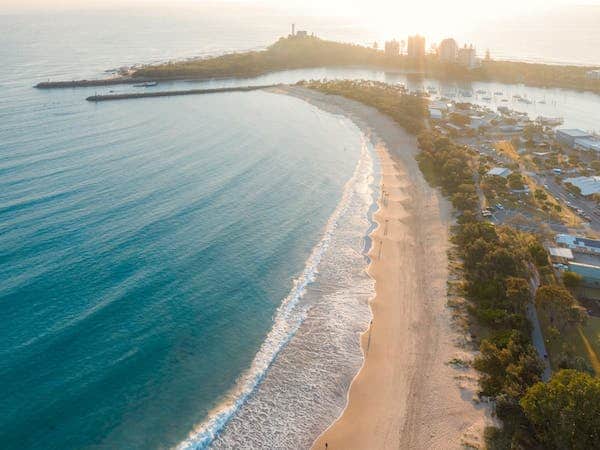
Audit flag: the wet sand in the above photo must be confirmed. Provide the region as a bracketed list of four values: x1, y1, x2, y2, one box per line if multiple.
[270, 86, 492, 449]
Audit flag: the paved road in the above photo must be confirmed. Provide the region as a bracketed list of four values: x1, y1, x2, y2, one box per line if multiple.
[532, 174, 600, 232]
[526, 302, 552, 382]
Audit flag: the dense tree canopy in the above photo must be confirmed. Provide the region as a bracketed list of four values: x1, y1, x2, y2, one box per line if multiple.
[521, 370, 600, 450]
[535, 285, 586, 332]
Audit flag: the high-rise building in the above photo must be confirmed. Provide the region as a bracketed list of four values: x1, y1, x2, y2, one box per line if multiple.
[384, 40, 400, 56]
[587, 70, 600, 80]
[438, 38, 458, 62]
[407, 35, 426, 59]
[458, 44, 480, 69]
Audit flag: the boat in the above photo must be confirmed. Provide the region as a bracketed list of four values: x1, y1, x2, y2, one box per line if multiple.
[133, 81, 158, 87]
[518, 97, 533, 104]
[494, 91, 503, 96]
[501, 99, 509, 102]
[427, 86, 437, 93]
[476, 89, 487, 94]
[461, 90, 473, 97]
[538, 99, 547, 104]
[482, 96, 492, 101]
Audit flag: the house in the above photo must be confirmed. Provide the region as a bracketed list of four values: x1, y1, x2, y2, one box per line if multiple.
[469, 115, 487, 130]
[429, 108, 443, 120]
[487, 167, 512, 178]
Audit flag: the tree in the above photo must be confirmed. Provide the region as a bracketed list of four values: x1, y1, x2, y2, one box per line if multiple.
[474, 331, 543, 398]
[521, 369, 600, 450]
[508, 173, 525, 190]
[449, 112, 470, 127]
[562, 271, 583, 288]
[505, 277, 531, 314]
[534, 188, 547, 201]
[528, 242, 549, 267]
[535, 285, 586, 331]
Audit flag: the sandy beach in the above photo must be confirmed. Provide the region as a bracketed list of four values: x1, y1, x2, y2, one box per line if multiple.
[271, 86, 492, 449]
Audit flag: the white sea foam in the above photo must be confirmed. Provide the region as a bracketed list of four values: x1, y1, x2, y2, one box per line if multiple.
[175, 135, 377, 450]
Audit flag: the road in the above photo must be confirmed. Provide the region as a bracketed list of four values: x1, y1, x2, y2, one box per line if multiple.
[526, 303, 552, 382]
[531, 173, 600, 232]
[528, 271, 552, 382]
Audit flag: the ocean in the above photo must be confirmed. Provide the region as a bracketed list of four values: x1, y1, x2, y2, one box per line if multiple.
[1, 6, 600, 450]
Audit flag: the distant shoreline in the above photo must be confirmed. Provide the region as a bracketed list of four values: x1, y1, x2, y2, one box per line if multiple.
[35, 36, 600, 96]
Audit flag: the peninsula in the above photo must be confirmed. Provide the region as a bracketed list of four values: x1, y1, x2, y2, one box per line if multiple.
[36, 35, 600, 95]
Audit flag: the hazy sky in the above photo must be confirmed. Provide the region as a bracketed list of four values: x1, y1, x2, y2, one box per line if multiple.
[4, 0, 600, 40]
[5, 0, 600, 13]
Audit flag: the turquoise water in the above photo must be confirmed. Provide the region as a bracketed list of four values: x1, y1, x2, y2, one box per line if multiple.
[0, 27, 371, 448]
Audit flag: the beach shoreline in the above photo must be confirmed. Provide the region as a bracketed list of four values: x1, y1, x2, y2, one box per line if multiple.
[271, 86, 493, 449]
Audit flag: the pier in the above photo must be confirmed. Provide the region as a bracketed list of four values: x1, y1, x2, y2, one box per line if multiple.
[85, 85, 279, 102]
[35, 78, 143, 89]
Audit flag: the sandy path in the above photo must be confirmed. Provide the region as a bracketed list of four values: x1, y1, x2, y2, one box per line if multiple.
[269, 86, 492, 450]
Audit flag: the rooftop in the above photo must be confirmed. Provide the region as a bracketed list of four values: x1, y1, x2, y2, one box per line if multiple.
[549, 247, 574, 260]
[564, 176, 600, 196]
[487, 167, 512, 177]
[575, 137, 600, 152]
[557, 234, 600, 250]
[557, 129, 592, 139]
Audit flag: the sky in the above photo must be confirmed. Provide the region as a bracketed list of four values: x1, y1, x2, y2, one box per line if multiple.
[3, 0, 599, 46]
[4, 0, 599, 14]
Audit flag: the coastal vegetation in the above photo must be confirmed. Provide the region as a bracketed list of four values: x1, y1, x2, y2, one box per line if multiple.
[133, 35, 381, 80]
[130, 36, 600, 95]
[298, 79, 427, 134]
[302, 79, 599, 449]
[521, 369, 600, 449]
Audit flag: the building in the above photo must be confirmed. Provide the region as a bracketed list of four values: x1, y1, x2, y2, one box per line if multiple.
[564, 176, 600, 196]
[498, 125, 525, 133]
[430, 100, 449, 111]
[457, 44, 480, 69]
[587, 69, 600, 80]
[575, 137, 600, 153]
[487, 167, 512, 178]
[469, 115, 488, 130]
[407, 35, 426, 59]
[429, 108, 443, 120]
[557, 234, 600, 254]
[548, 247, 574, 264]
[438, 38, 458, 62]
[556, 129, 592, 147]
[384, 40, 400, 56]
[567, 262, 600, 286]
[290, 24, 308, 38]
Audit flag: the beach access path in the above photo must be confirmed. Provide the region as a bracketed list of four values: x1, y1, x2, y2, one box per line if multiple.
[271, 86, 493, 449]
